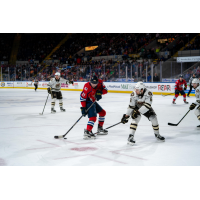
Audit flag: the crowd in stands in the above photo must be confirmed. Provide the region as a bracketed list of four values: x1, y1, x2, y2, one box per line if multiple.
[184, 35, 200, 51]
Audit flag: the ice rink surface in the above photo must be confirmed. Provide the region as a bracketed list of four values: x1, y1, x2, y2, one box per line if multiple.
[0, 88, 200, 166]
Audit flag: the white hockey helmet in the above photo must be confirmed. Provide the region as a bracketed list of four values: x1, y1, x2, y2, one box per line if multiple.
[192, 78, 200, 84]
[135, 81, 145, 91]
[55, 72, 60, 76]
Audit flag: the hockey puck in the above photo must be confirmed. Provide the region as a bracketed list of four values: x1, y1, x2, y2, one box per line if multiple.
[54, 136, 59, 139]
[64, 138, 67, 139]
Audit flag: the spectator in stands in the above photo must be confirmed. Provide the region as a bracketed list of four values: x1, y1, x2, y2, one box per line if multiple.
[185, 72, 190, 82]
[147, 73, 151, 82]
[153, 73, 159, 82]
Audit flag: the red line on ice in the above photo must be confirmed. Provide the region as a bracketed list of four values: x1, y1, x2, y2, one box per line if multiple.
[112, 152, 147, 161]
[37, 140, 60, 147]
[91, 155, 126, 164]
[54, 154, 92, 160]
[54, 154, 126, 164]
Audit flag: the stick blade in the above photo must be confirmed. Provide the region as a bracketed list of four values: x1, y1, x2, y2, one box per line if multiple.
[168, 123, 177, 126]
[54, 135, 64, 139]
[39, 113, 43, 115]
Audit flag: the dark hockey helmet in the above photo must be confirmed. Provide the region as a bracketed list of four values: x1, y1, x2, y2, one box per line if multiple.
[90, 76, 98, 84]
[179, 74, 183, 78]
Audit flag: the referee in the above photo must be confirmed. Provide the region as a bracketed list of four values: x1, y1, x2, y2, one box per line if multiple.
[187, 74, 196, 97]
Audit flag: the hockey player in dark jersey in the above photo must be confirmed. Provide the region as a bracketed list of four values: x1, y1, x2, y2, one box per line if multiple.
[80, 76, 108, 139]
[34, 79, 39, 91]
[172, 75, 188, 104]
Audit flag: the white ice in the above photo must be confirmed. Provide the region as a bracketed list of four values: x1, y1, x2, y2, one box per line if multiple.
[0, 89, 200, 166]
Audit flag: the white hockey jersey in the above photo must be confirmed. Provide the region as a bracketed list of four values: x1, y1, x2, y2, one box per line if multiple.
[47, 78, 70, 92]
[195, 86, 200, 105]
[126, 88, 153, 116]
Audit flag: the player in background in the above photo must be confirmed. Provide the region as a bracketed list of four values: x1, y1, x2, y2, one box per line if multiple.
[172, 75, 188, 104]
[34, 79, 39, 91]
[121, 81, 165, 145]
[189, 78, 200, 127]
[187, 74, 196, 97]
[47, 72, 73, 113]
[80, 75, 108, 139]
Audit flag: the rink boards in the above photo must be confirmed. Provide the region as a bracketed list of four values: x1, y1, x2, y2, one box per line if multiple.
[0, 81, 195, 96]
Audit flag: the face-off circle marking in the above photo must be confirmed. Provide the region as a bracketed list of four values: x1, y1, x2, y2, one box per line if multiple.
[71, 147, 98, 151]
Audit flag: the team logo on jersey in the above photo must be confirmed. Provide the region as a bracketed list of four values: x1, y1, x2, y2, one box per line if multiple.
[84, 87, 88, 91]
[148, 92, 152, 95]
[56, 83, 60, 88]
[196, 89, 199, 92]
[131, 92, 134, 96]
[82, 93, 86, 97]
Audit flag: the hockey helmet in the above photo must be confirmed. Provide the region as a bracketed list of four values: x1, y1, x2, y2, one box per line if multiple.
[192, 78, 200, 84]
[179, 74, 183, 78]
[90, 76, 98, 84]
[135, 81, 145, 91]
[55, 72, 60, 76]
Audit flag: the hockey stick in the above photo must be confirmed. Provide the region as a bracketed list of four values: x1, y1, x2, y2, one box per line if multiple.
[161, 93, 174, 97]
[168, 110, 190, 126]
[39, 93, 49, 115]
[54, 100, 96, 139]
[94, 122, 122, 134]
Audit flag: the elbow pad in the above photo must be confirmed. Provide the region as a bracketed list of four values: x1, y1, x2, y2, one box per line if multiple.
[139, 103, 151, 114]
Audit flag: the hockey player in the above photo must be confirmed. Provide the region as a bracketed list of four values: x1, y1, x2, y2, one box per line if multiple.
[187, 74, 196, 97]
[80, 75, 108, 139]
[47, 72, 73, 113]
[172, 75, 188, 104]
[121, 81, 165, 145]
[189, 78, 200, 127]
[34, 79, 39, 91]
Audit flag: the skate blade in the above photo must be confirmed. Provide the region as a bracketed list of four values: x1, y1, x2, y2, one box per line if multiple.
[156, 138, 165, 142]
[127, 141, 135, 145]
[83, 137, 96, 140]
[96, 132, 108, 135]
[51, 112, 56, 114]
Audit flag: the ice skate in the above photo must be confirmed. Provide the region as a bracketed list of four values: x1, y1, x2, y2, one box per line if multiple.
[97, 124, 108, 135]
[197, 125, 200, 127]
[172, 101, 176, 104]
[83, 129, 96, 140]
[51, 108, 56, 113]
[155, 133, 165, 141]
[60, 107, 66, 112]
[184, 101, 189, 104]
[127, 134, 135, 145]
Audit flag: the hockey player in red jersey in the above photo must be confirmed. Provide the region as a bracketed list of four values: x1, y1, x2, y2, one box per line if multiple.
[80, 76, 108, 139]
[172, 75, 188, 104]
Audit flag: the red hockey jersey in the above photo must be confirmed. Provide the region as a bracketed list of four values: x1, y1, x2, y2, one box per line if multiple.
[80, 79, 108, 107]
[175, 79, 187, 91]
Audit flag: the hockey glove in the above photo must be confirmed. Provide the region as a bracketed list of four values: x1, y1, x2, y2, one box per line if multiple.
[47, 88, 51, 94]
[184, 87, 187, 90]
[81, 107, 87, 117]
[95, 90, 102, 101]
[189, 103, 197, 110]
[132, 110, 139, 119]
[69, 80, 73, 84]
[121, 114, 129, 124]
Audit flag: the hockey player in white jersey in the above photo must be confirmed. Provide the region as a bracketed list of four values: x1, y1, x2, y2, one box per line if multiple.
[121, 81, 165, 145]
[47, 72, 73, 113]
[189, 78, 200, 127]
